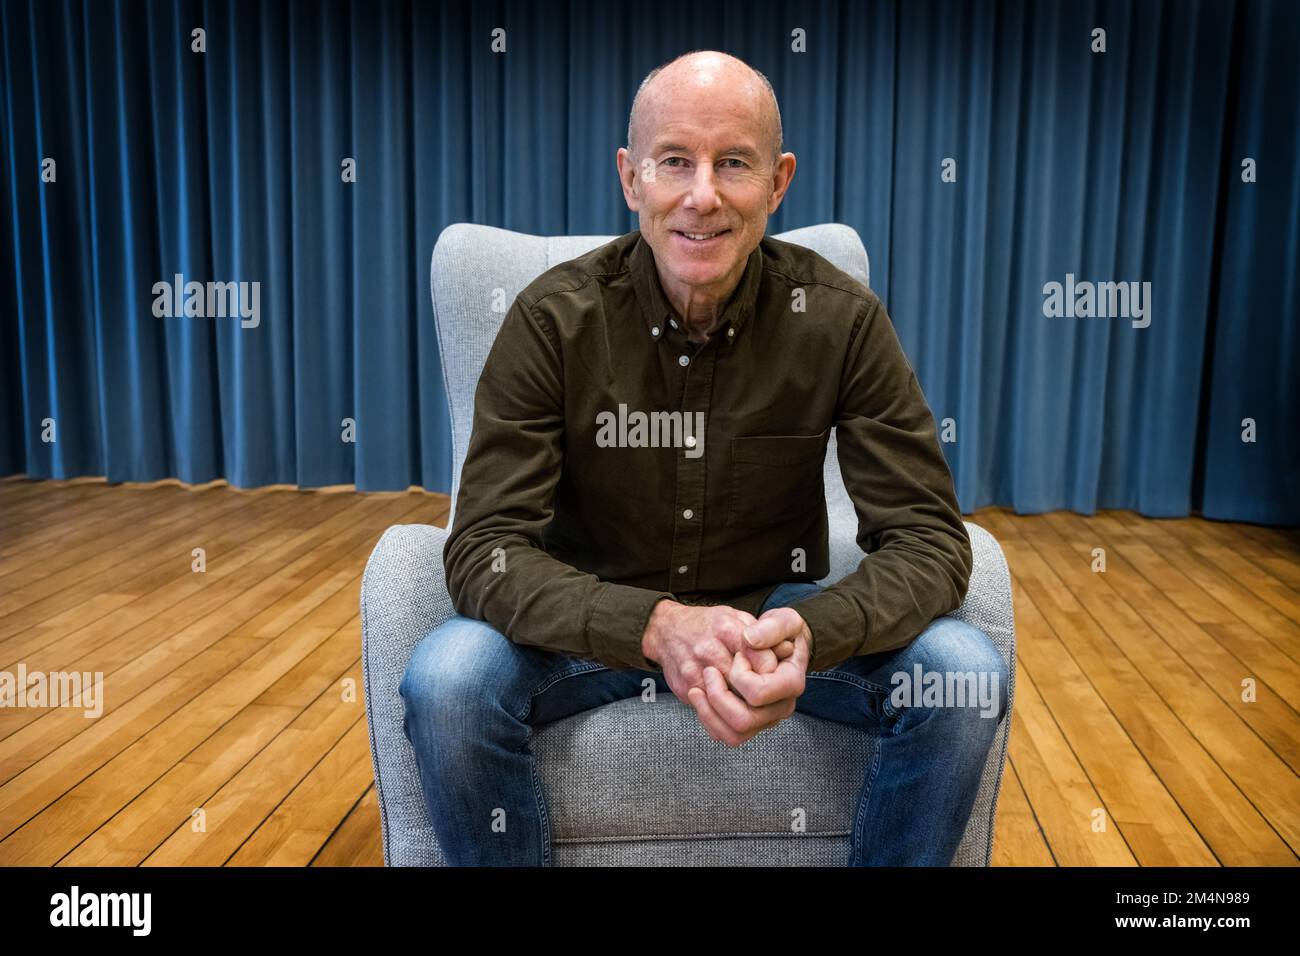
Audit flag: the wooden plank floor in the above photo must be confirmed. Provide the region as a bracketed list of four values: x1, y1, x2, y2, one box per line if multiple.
[0, 476, 442, 868]
[0, 476, 1296, 866]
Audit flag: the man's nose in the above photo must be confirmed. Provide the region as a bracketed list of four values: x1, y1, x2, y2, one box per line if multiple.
[684, 163, 722, 210]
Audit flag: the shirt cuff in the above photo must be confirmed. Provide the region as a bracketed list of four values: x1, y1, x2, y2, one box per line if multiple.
[586, 583, 675, 671]
[791, 590, 866, 672]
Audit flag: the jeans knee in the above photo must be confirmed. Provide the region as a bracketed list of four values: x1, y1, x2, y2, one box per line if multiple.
[400, 616, 518, 737]
[900, 618, 1008, 726]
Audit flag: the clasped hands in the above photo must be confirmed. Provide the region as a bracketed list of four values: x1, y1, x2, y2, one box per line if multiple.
[641, 600, 811, 747]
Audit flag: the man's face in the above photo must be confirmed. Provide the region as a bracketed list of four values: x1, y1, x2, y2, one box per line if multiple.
[618, 76, 795, 300]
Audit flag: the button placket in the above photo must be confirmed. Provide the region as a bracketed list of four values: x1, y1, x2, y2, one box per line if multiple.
[668, 337, 714, 595]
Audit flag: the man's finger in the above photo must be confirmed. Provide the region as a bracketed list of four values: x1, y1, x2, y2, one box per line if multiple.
[687, 684, 746, 747]
[743, 644, 780, 674]
[728, 635, 809, 707]
[704, 666, 788, 735]
[742, 610, 801, 650]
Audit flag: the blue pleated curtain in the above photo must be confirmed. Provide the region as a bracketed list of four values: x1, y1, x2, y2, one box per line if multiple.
[1, 0, 1296, 524]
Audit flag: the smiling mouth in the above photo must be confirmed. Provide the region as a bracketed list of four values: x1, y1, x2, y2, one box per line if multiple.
[673, 229, 730, 242]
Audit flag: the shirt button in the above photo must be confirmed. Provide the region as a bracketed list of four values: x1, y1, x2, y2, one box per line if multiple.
[684, 435, 697, 448]
[670, 320, 678, 329]
[727, 328, 735, 338]
[678, 565, 688, 574]
[678, 355, 690, 367]
[651, 326, 660, 337]
[683, 509, 694, 520]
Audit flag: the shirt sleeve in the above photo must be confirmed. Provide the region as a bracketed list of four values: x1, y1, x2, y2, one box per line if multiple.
[441, 295, 674, 671]
[793, 295, 973, 672]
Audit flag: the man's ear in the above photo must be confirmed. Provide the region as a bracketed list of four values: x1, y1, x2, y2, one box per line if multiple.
[616, 147, 642, 212]
[766, 151, 797, 215]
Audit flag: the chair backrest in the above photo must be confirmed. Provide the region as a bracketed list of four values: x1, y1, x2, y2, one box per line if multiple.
[430, 223, 871, 525]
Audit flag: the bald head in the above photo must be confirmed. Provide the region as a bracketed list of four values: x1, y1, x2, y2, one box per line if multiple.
[627, 50, 783, 167]
[616, 49, 797, 334]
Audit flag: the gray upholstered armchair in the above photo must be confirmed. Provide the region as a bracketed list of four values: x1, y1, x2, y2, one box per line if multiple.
[362, 223, 1017, 866]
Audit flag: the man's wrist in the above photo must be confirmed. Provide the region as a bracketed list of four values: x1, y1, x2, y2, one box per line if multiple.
[642, 597, 680, 664]
[797, 614, 815, 670]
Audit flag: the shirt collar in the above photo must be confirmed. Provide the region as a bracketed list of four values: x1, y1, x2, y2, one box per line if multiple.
[629, 230, 764, 347]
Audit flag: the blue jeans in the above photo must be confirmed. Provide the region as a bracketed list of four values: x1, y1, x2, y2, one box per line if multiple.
[399, 581, 1009, 866]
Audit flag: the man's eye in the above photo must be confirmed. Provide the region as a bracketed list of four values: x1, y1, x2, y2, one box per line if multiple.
[721, 158, 746, 168]
[662, 157, 686, 167]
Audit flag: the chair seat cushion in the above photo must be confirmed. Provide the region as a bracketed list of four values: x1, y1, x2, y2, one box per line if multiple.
[536, 698, 872, 856]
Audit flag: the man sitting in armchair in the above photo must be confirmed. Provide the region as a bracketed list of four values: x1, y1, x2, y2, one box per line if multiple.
[400, 49, 1008, 866]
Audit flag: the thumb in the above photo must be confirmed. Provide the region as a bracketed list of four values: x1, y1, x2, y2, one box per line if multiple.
[742, 611, 797, 649]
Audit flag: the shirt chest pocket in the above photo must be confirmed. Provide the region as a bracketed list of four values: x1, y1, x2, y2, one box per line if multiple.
[727, 429, 829, 529]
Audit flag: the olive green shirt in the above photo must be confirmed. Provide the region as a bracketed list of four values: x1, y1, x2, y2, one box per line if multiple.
[443, 228, 972, 673]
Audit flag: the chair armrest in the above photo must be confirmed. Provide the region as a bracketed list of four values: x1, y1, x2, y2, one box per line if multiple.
[361, 523, 456, 651]
[820, 511, 1017, 866]
[947, 522, 1014, 650]
[361, 522, 455, 865]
